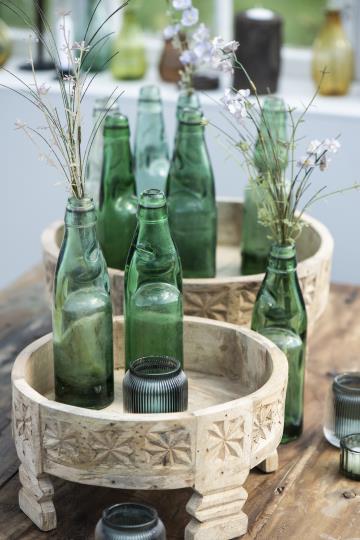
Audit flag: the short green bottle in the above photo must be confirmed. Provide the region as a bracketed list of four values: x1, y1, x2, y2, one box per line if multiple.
[97, 112, 137, 270]
[241, 96, 288, 275]
[134, 85, 169, 194]
[124, 189, 183, 371]
[251, 243, 307, 443]
[166, 108, 217, 278]
[53, 197, 114, 409]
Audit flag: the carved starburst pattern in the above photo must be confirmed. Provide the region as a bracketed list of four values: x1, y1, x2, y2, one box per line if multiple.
[207, 418, 244, 460]
[238, 286, 259, 326]
[14, 400, 32, 443]
[43, 421, 81, 463]
[145, 428, 192, 469]
[91, 430, 134, 466]
[184, 290, 229, 321]
[252, 404, 276, 446]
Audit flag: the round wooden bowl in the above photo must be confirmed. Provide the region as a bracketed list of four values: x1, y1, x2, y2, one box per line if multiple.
[12, 316, 287, 539]
[41, 198, 333, 330]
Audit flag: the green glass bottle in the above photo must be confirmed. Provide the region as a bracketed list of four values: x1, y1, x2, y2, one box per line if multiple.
[53, 197, 114, 409]
[124, 189, 183, 371]
[134, 85, 169, 194]
[241, 96, 288, 275]
[251, 243, 307, 443]
[86, 98, 119, 208]
[176, 89, 201, 120]
[166, 108, 217, 278]
[97, 112, 137, 270]
[111, 6, 147, 80]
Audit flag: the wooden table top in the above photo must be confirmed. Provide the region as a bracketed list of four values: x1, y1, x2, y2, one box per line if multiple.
[0, 267, 359, 539]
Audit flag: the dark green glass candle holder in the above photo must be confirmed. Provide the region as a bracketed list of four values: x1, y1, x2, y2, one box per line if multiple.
[340, 434, 360, 481]
[95, 503, 166, 539]
[123, 356, 188, 413]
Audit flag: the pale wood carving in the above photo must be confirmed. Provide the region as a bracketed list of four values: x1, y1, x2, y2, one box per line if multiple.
[41, 199, 334, 331]
[12, 316, 288, 538]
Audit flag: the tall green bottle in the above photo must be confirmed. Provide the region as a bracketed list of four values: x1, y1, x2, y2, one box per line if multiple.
[124, 189, 183, 371]
[251, 244, 307, 443]
[166, 108, 217, 278]
[53, 197, 114, 409]
[134, 85, 169, 194]
[97, 112, 137, 270]
[241, 96, 288, 275]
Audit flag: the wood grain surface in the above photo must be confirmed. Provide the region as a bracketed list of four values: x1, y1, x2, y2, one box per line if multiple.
[0, 267, 360, 540]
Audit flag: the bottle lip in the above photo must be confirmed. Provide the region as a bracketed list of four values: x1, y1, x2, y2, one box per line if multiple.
[66, 196, 94, 212]
[102, 503, 158, 531]
[93, 97, 119, 113]
[179, 106, 203, 125]
[139, 189, 166, 209]
[333, 372, 360, 395]
[104, 111, 129, 130]
[262, 95, 287, 113]
[139, 84, 161, 103]
[130, 356, 182, 379]
[269, 243, 296, 259]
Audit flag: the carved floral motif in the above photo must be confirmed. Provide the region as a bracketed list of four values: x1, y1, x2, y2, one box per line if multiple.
[14, 399, 32, 444]
[184, 289, 230, 321]
[252, 390, 285, 448]
[144, 428, 192, 468]
[207, 418, 244, 460]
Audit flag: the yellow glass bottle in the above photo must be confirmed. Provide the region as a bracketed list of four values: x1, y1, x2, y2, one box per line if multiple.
[312, 1, 353, 96]
[111, 6, 147, 80]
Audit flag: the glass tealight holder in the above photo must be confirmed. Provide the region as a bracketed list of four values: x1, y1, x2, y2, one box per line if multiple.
[323, 372, 360, 447]
[95, 503, 166, 539]
[340, 434, 360, 481]
[123, 356, 188, 413]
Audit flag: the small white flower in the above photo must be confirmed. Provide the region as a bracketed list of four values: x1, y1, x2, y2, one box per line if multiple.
[212, 36, 225, 50]
[38, 82, 50, 96]
[71, 40, 91, 52]
[307, 139, 322, 156]
[323, 138, 341, 154]
[163, 24, 180, 40]
[181, 7, 199, 27]
[14, 119, 27, 130]
[179, 49, 197, 65]
[222, 40, 239, 54]
[211, 51, 233, 73]
[193, 40, 213, 63]
[193, 23, 210, 43]
[172, 0, 192, 10]
[221, 88, 249, 120]
[297, 155, 316, 169]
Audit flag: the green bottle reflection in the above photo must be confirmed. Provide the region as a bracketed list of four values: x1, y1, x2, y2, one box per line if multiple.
[97, 112, 137, 270]
[124, 189, 183, 371]
[53, 197, 114, 409]
[241, 96, 288, 275]
[166, 108, 217, 278]
[251, 244, 307, 443]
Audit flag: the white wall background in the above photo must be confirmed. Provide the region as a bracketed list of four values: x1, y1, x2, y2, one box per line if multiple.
[1, 69, 360, 289]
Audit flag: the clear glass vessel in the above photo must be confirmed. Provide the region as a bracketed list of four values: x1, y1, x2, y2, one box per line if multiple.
[111, 6, 147, 80]
[123, 356, 188, 413]
[134, 85, 169, 194]
[73, 0, 112, 72]
[85, 98, 119, 208]
[241, 96, 288, 275]
[124, 189, 183, 371]
[166, 108, 217, 278]
[97, 112, 137, 270]
[53, 197, 114, 409]
[176, 89, 201, 120]
[324, 372, 360, 447]
[251, 243, 307, 443]
[340, 434, 360, 481]
[95, 503, 166, 540]
[312, 5, 353, 96]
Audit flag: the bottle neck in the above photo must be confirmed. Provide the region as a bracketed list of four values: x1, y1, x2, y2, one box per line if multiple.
[101, 132, 134, 193]
[325, 10, 342, 24]
[64, 197, 98, 254]
[137, 204, 174, 249]
[266, 244, 297, 275]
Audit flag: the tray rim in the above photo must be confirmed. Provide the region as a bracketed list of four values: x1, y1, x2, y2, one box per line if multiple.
[12, 315, 288, 423]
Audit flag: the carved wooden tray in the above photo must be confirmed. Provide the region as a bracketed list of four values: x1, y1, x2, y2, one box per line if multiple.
[12, 316, 287, 540]
[42, 198, 333, 332]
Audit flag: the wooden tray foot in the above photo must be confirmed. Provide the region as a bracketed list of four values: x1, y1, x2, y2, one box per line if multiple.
[185, 486, 248, 539]
[18, 465, 57, 531]
[257, 449, 279, 473]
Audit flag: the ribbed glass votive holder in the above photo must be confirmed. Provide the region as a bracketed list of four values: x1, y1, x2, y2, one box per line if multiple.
[95, 503, 166, 539]
[340, 434, 360, 481]
[123, 356, 188, 413]
[323, 372, 360, 447]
